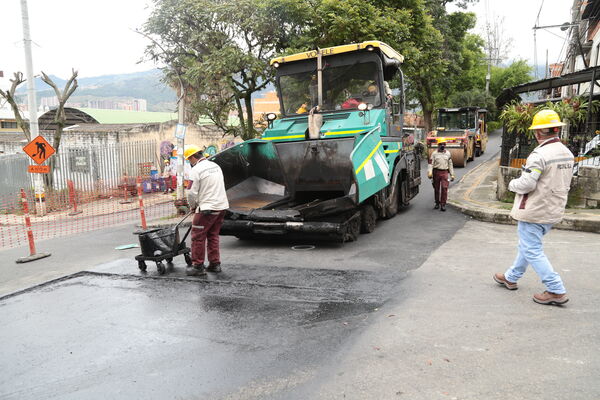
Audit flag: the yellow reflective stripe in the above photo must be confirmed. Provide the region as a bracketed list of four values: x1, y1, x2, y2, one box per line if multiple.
[356, 141, 382, 173]
[531, 168, 542, 173]
[261, 134, 305, 141]
[384, 149, 399, 154]
[324, 129, 365, 136]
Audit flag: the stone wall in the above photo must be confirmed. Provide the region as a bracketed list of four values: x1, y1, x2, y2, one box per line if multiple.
[571, 166, 600, 208]
[497, 165, 600, 209]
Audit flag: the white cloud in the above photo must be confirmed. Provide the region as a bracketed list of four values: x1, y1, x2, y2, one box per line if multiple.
[0, 0, 157, 89]
[451, 0, 573, 67]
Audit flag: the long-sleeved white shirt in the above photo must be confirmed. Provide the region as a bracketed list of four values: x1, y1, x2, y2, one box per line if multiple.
[186, 159, 229, 212]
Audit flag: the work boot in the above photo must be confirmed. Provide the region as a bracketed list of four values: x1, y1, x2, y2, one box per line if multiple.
[440, 204, 446, 212]
[493, 273, 518, 290]
[205, 262, 222, 273]
[186, 264, 206, 276]
[533, 291, 569, 305]
[434, 203, 440, 209]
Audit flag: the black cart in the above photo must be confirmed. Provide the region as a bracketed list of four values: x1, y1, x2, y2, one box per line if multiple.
[134, 212, 193, 274]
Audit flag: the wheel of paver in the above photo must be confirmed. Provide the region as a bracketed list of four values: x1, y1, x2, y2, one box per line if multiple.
[344, 217, 360, 242]
[138, 260, 147, 272]
[360, 204, 377, 234]
[382, 178, 399, 219]
[184, 253, 192, 266]
[156, 261, 166, 275]
[166, 257, 173, 264]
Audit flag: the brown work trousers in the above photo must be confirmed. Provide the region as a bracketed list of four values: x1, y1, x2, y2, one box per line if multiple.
[432, 168, 449, 206]
[191, 210, 225, 266]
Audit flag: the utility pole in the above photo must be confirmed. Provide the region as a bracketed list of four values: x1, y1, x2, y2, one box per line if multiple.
[176, 81, 185, 202]
[20, 0, 45, 215]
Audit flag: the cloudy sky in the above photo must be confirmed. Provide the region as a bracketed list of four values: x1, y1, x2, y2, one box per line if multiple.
[0, 0, 574, 90]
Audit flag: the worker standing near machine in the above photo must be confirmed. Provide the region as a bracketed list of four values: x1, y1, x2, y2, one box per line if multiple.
[428, 139, 455, 211]
[184, 145, 229, 276]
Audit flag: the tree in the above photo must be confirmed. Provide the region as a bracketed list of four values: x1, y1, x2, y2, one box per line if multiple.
[489, 60, 532, 98]
[40, 69, 78, 159]
[484, 16, 514, 67]
[0, 72, 32, 141]
[144, 0, 283, 140]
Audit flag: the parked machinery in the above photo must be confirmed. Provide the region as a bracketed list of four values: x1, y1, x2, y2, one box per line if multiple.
[426, 107, 487, 167]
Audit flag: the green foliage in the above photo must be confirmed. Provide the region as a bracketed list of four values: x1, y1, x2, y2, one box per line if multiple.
[499, 96, 600, 138]
[144, 0, 281, 140]
[487, 120, 502, 132]
[144, 0, 489, 135]
[489, 60, 532, 98]
[499, 102, 536, 137]
[449, 88, 496, 116]
[544, 97, 600, 126]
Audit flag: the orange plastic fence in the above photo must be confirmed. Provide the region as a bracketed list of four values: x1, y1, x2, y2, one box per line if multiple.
[0, 176, 177, 250]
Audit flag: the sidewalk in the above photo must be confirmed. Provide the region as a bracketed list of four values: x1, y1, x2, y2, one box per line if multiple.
[448, 157, 600, 233]
[313, 219, 600, 399]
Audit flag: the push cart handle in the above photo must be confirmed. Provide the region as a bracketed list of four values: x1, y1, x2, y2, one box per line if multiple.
[174, 210, 194, 230]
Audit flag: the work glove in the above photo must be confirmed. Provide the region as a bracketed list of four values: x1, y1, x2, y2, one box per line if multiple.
[427, 171, 433, 179]
[451, 175, 455, 182]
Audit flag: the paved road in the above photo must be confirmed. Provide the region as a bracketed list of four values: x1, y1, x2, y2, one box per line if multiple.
[0, 133, 503, 399]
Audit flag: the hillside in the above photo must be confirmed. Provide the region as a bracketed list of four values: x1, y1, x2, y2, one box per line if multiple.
[16, 69, 177, 112]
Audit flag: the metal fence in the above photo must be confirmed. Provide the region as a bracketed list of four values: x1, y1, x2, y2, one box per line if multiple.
[51, 140, 158, 192]
[0, 140, 177, 250]
[500, 121, 600, 168]
[0, 154, 31, 199]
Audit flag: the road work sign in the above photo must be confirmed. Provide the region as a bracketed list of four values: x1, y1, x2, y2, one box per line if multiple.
[27, 165, 50, 173]
[23, 136, 55, 165]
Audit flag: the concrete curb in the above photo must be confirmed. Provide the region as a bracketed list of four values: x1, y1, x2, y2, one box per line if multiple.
[448, 157, 600, 234]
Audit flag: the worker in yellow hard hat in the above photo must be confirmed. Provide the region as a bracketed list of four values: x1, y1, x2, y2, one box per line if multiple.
[494, 108, 573, 306]
[184, 144, 229, 277]
[427, 138, 455, 211]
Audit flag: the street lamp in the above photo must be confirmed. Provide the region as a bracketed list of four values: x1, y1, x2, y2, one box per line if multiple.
[532, 22, 579, 79]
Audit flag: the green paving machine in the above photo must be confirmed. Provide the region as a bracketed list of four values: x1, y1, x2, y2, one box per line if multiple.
[211, 41, 421, 242]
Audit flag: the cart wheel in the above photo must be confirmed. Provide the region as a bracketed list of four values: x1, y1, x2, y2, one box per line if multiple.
[138, 260, 147, 272]
[184, 253, 192, 266]
[166, 257, 173, 264]
[157, 261, 166, 275]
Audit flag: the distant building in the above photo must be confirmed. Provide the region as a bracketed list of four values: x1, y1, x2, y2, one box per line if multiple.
[40, 96, 59, 109]
[0, 108, 24, 134]
[87, 98, 148, 112]
[253, 91, 280, 121]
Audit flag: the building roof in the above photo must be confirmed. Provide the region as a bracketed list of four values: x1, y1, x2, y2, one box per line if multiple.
[497, 65, 600, 107]
[270, 41, 404, 66]
[76, 108, 177, 124]
[0, 108, 23, 120]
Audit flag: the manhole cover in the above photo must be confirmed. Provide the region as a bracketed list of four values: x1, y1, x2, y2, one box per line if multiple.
[291, 245, 315, 251]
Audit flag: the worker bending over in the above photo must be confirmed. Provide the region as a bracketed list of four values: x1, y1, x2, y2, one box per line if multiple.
[184, 145, 229, 276]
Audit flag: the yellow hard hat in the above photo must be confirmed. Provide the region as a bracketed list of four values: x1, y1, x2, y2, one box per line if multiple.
[529, 109, 566, 130]
[184, 144, 202, 160]
[437, 138, 447, 144]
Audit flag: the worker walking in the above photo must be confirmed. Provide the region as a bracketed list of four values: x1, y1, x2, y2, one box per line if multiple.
[162, 158, 176, 194]
[428, 139, 455, 211]
[184, 145, 229, 276]
[494, 109, 573, 305]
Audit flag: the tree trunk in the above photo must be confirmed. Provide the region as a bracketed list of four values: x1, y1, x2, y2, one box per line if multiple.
[243, 94, 255, 140]
[419, 81, 435, 132]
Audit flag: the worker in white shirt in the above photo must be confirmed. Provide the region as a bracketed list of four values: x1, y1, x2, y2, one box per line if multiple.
[183, 145, 229, 276]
